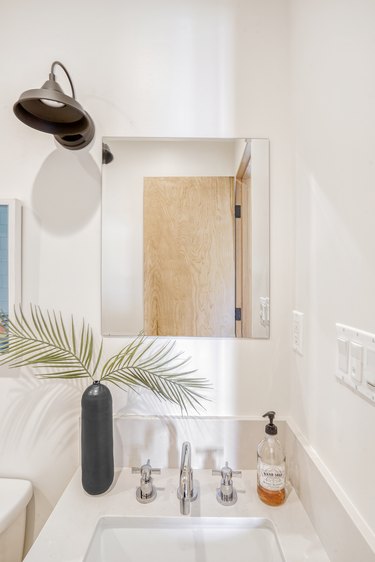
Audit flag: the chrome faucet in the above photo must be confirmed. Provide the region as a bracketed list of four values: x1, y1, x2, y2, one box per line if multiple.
[177, 441, 197, 515]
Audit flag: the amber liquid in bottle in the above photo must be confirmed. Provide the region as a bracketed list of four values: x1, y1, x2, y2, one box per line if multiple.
[257, 484, 285, 506]
[257, 430, 286, 506]
[258, 412, 286, 507]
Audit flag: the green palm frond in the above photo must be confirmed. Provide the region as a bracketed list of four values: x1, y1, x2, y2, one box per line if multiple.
[0, 306, 210, 413]
[0, 305, 98, 380]
[100, 334, 211, 414]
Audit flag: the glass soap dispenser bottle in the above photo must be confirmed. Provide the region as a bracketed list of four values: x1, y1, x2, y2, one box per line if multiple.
[257, 411, 286, 506]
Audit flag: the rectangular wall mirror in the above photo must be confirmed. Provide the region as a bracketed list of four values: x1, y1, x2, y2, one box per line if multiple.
[101, 138, 270, 338]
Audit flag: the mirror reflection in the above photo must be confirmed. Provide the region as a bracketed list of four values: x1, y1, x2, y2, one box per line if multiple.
[101, 138, 269, 338]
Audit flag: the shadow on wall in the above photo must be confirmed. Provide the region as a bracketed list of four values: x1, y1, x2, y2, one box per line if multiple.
[0, 373, 84, 459]
[0, 370, 85, 552]
[31, 148, 101, 235]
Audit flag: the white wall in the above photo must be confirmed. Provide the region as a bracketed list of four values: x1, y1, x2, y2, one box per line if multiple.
[289, 0, 375, 543]
[0, 0, 292, 550]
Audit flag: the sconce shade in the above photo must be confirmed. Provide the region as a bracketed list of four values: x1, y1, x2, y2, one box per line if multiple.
[102, 143, 114, 164]
[13, 61, 95, 150]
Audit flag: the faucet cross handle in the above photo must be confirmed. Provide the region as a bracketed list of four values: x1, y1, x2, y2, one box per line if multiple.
[212, 461, 242, 506]
[212, 461, 241, 483]
[132, 460, 161, 503]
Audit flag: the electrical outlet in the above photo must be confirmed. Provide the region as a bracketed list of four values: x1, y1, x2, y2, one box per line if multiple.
[293, 310, 304, 355]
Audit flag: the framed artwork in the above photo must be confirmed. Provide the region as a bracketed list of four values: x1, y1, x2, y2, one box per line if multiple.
[0, 200, 21, 334]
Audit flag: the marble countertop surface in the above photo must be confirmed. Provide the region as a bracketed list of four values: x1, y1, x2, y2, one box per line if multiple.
[24, 468, 330, 562]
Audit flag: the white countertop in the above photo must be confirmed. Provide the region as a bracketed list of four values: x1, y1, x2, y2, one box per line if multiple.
[24, 468, 330, 562]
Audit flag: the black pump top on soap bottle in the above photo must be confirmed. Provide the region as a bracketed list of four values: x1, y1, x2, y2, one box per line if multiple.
[263, 411, 278, 435]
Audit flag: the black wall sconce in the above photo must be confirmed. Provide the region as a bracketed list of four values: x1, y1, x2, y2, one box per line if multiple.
[102, 143, 114, 165]
[13, 61, 95, 150]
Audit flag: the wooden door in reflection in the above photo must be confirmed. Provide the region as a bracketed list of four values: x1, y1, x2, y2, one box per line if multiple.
[144, 176, 235, 337]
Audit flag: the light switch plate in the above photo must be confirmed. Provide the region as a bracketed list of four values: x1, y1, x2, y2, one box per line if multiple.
[336, 323, 375, 404]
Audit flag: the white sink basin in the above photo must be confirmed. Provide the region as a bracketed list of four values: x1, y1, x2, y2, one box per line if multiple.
[83, 516, 286, 562]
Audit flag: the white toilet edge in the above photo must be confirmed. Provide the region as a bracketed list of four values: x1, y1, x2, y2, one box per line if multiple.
[0, 478, 33, 535]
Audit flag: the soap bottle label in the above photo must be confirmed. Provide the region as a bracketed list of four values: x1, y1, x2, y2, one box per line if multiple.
[257, 460, 285, 491]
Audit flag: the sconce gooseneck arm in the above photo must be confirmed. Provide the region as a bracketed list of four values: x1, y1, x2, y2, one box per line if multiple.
[50, 60, 76, 99]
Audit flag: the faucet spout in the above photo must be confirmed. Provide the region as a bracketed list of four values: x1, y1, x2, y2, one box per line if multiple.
[177, 441, 197, 515]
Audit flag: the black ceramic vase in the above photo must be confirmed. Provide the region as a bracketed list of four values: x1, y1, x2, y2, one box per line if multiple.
[81, 381, 114, 495]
